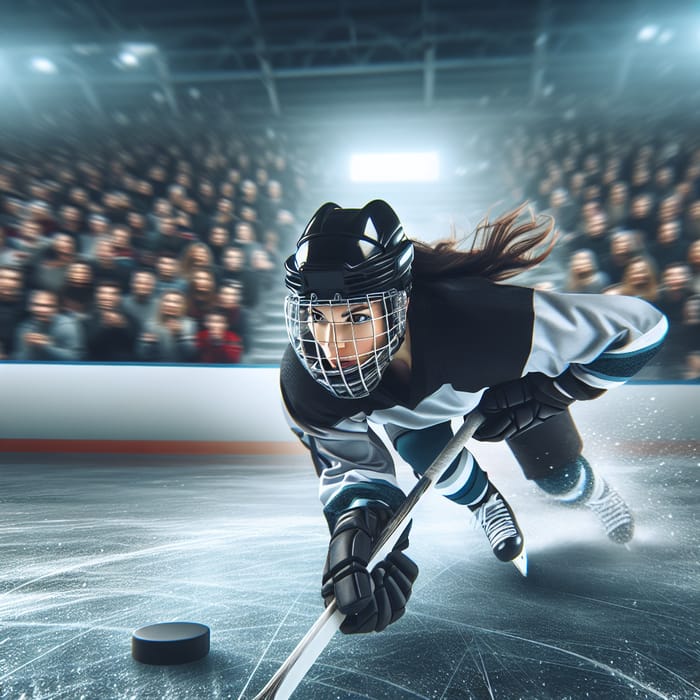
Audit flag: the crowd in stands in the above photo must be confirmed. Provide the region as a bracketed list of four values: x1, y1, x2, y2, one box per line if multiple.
[1, 111, 699, 379]
[0, 117, 306, 364]
[499, 120, 700, 380]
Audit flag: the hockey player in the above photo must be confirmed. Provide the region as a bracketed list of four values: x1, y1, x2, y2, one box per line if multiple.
[280, 200, 668, 635]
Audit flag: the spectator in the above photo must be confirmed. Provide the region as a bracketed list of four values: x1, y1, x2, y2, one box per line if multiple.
[684, 199, 700, 241]
[91, 236, 132, 291]
[136, 289, 198, 363]
[0, 225, 11, 263]
[605, 181, 629, 229]
[82, 214, 110, 255]
[154, 252, 186, 295]
[85, 281, 138, 361]
[657, 193, 683, 228]
[605, 255, 659, 303]
[0, 265, 26, 358]
[604, 230, 643, 286]
[217, 282, 250, 353]
[0, 196, 25, 235]
[547, 187, 576, 233]
[250, 247, 276, 298]
[564, 249, 610, 293]
[651, 220, 688, 270]
[196, 309, 243, 364]
[626, 193, 656, 242]
[654, 265, 695, 376]
[630, 162, 653, 197]
[152, 217, 194, 257]
[26, 199, 56, 237]
[260, 179, 286, 229]
[197, 180, 217, 216]
[13, 288, 84, 361]
[148, 196, 169, 227]
[688, 239, 700, 294]
[181, 198, 207, 238]
[681, 295, 700, 356]
[210, 197, 236, 231]
[219, 245, 257, 308]
[32, 233, 77, 294]
[232, 221, 262, 264]
[653, 165, 676, 199]
[180, 241, 215, 280]
[657, 263, 694, 326]
[570, 209, 610, 262]
[57, 205, 86, 252]
[122, 269, 158, 330]
[60, 261, 95, 321]
[3, 218, 47, 274]
[112, 224, 136, 263]
[207, 225, 230, 266]
[684, 350, 700, 381]
[185, 267, 218, 327]
[126, 211, 150, 260]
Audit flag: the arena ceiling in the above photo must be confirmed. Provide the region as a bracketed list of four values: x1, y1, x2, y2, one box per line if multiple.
[2, 0, 699, 119]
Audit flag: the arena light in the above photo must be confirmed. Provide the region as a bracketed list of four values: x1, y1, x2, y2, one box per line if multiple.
[118, 51, 139, 67]
[30, 57, 57, 74]
[124, 43, 157, 57]
[637, 25, 659, 42]
[350, 152, 440, 183]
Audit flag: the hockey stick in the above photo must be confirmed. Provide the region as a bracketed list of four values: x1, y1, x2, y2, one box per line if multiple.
[249, 410, 485, 700]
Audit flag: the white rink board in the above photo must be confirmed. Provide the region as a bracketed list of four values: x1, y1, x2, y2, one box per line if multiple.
[0, 363, 698, 443]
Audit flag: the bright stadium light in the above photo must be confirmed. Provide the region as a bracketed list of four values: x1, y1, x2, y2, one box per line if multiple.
[350, 152, 440, 183]
[638, 25, 659, 42]
[30, 57, 57, 74]
[118, 51, 139, 67]
[124, 43, 157, 57]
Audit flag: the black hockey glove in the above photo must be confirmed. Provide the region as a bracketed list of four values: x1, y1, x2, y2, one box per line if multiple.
[475, 370, 605, 442]
[321, 504, 418, 634]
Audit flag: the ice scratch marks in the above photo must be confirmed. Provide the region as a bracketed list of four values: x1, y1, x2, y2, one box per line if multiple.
[417, 612, 673, 700]
[235, 592, 304, 700]
[0, 609, 126, 683]
[437, 647, 474, 700]
[0, 534, 233, 598]
[311, 664, 432, 699]
[633, 651, 700, 696]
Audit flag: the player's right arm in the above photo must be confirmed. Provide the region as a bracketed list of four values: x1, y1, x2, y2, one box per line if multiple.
[280, 346, 405, 527]
[280, 347, 418, 633]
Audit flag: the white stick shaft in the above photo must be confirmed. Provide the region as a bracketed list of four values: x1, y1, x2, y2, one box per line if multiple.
[252, 411, 484, 700]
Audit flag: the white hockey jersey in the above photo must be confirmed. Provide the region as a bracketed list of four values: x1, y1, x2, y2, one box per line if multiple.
[280, 276, 668, 526]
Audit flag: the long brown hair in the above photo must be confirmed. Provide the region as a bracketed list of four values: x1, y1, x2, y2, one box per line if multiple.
[411, 203, 557, 282]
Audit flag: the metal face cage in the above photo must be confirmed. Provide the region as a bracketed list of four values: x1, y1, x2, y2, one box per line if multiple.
[285, 290, 408, 399]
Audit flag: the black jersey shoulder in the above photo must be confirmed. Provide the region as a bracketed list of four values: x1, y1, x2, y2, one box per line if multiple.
[410, 276, 535, 393]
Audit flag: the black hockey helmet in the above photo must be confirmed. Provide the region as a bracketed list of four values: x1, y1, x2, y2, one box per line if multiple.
[284, 200, 413, 298]
[284, 200, 413, 399]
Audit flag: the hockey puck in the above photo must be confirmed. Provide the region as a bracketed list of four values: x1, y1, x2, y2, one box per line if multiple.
[131, 622, 210, 665]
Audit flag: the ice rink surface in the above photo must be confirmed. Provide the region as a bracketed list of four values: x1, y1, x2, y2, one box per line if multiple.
[1, 427, 698, 699]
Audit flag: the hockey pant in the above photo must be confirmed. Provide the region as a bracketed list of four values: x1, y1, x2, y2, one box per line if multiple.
[386, 410, 584, 505]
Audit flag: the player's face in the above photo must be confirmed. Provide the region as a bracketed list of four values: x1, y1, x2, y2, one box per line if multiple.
[307, 300, 387, 370]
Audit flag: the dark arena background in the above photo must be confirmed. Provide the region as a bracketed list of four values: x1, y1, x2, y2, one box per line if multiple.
[0, 1, 699, 699]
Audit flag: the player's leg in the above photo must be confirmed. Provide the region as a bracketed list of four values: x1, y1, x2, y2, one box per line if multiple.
[506, 411, 634, 544]
[386, 421, 524, 562]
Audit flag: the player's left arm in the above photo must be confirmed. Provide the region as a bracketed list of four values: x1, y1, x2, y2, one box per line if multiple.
[525, 289, 668, 392]
[476, 291, 668, 441]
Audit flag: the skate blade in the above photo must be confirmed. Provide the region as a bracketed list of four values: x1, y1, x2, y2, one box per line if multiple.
[511, 550, 528, 577]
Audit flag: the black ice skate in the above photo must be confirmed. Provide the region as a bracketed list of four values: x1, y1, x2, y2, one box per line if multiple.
[581, 478, 635, 545]
[470, 483, 527, 575]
